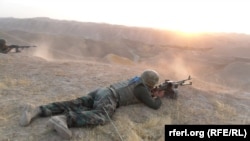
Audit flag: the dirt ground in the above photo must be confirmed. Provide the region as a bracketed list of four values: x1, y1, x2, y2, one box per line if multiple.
[0, 49, 249, 141]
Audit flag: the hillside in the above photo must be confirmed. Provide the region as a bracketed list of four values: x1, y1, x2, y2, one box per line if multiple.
[0, 17, 250, 140]
[0, 51, 249, 141]
[1, 17, 250, 61]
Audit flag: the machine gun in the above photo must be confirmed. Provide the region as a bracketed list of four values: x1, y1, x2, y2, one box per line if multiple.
[1, 45, 37, 54]
[152, 75, 192, 99]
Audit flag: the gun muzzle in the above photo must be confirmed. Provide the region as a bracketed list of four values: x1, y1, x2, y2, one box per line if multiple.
[182, 82, 192, 85]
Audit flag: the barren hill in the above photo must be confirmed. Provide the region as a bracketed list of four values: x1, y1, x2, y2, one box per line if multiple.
[1, 17, 250, 60]
[0, 17, 250, 140]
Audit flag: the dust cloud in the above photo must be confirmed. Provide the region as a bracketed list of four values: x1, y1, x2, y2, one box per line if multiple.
[143, 53, 193, 81]
[26, 40, 250, 94]
[31, 42, 54, 61]
[30, 42, 85, 62]
[140, 52, 241, 94]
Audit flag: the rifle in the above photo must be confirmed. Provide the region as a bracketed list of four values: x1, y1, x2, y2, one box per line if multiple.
[152, 75, 192, 99]
[5, 45, 37, 53]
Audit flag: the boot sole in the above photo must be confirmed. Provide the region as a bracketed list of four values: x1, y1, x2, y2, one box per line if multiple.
[49, 118, 72, 139]
[19, 104, 34, 126]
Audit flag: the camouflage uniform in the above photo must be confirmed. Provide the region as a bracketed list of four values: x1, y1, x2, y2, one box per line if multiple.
[39, 76, 161, 128]
[39, 88, 117, 127]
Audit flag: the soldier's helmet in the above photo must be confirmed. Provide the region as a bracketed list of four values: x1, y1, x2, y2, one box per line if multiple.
[141, 69, 159, 88]
[0, 39, 6, 46]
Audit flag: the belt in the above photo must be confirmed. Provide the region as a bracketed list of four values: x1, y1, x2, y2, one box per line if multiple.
[108, 87, 120, 107]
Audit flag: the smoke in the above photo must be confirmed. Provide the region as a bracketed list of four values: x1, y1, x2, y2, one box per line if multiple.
[29, 41, 94, 62]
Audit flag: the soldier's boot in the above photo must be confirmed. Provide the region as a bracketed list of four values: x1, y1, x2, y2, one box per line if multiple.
[48, 115, 72, 139]
[19, 104, 41, 126]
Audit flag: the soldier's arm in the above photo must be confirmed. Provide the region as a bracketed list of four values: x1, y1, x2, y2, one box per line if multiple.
[134, 84, 162, 110]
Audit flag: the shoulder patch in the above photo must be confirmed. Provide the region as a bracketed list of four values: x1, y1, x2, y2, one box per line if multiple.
[128, 76, 141, 85]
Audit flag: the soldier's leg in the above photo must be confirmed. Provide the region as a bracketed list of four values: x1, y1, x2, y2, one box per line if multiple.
[66, 88, 117, 127]
[47, 105, 115, 139]
[19, 95, 93, 127]
[39, 95, 94, 117]
[46, 88, 117, 139]
[45, 93, 96, 139]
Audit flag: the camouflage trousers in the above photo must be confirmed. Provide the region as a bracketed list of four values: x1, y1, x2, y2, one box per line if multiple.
[39, 88, 118, 127]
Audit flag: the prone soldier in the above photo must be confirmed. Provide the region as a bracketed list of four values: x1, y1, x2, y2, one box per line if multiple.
[0, 39, 36, 54]
[19, 70, 193, 139]
[19, 69, 165, 139]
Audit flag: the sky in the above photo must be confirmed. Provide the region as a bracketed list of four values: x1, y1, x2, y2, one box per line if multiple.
[0, 0, 250, 34]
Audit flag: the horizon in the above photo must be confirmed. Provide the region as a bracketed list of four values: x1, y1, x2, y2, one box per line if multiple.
[1, 0, 250, 35]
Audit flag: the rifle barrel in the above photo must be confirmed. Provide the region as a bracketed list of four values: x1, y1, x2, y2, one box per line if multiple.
[9, 45, 36, 48]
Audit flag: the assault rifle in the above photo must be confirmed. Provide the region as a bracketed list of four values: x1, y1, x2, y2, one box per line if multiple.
[152, 75, 192, 99]
[1, 45, 37, 54]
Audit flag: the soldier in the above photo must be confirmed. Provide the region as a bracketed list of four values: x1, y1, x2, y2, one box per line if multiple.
[0, 39, 6, 48]
[0, 39, 10, 53]
[19, 69, 165, 139]
[0, 38, 36, 54]
[0, 39, 20, 53]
